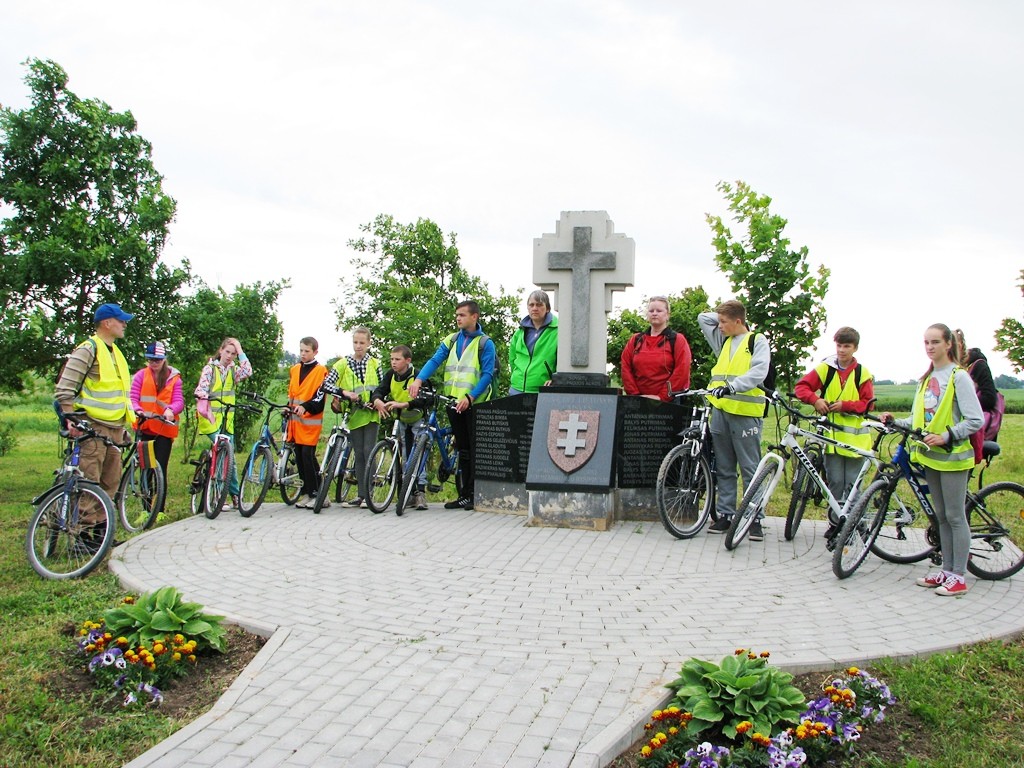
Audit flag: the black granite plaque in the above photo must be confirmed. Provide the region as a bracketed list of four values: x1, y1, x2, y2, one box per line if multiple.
[473, 394, 537, 483]
[550, 371, 610, 389]
[615, 397, 690, 489]
[526, 391, 618, 492]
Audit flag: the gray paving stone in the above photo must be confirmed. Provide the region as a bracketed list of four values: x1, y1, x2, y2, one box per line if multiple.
[115, 509, 1024, 768]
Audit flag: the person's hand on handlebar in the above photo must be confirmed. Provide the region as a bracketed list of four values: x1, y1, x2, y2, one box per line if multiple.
[408, 379, 423, 399]
[813, 398, 830, 416]
[710, 385, 731, 399]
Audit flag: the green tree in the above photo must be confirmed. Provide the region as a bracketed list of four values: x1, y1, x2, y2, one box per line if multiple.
[607, 287, 713, 387]
[706, 180, 830, 389]
[171, 279, 286, 457]
[0, 58, 187, 390]
[994, 373, 1023, 390]
[335, 214, 520, 393]
[995, 270, 1024, 373]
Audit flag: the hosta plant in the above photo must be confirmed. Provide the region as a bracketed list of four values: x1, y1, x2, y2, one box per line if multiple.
[667, 649, 806, 739]
[102, 587, 227, 652]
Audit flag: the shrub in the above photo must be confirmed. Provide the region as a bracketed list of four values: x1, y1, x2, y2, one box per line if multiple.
[101, 587, 227, 653]
[667, 649, 805, 739]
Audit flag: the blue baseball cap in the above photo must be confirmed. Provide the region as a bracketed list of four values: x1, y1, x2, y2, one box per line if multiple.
[94, 303, 133, 323]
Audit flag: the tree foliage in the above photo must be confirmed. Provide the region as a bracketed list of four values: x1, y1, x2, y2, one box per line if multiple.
[335, 214, 520, 393]
[607, 287, 713, 387]
[706, 180, 830, 389]
[0, 58, 187, 390]
[995, 270, 1024, 374]
[170, 280, 286, 457]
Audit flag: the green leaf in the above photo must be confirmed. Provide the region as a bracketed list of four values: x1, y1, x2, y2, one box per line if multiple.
[149, 611, 180, 632]
[690, 699, 723, 722]
[182, 619, 213, 635]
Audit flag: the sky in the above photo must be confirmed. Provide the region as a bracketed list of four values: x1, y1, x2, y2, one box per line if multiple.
[3, 1, 1022, 382]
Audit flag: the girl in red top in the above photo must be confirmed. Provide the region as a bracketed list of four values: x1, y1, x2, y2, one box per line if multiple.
[620, 296, 692, 401]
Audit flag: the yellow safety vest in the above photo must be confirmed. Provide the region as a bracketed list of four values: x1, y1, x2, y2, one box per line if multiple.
[198, 366, 235, 435]
[74, 335, 132, 425]
[911, 368, 975, 471]
[333, 357, 381, 430]
[389, 368, 423, 424]
[443, 332, 492, 403]
[816, 362, 873, 457]
[707, 333, 766, 417]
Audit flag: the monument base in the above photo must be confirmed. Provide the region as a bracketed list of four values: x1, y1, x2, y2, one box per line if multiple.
[473, 479, 528, 516]
[527, 489, 615, 531]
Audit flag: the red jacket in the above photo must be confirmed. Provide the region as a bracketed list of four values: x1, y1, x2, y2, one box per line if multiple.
[621, 329, 692, 401]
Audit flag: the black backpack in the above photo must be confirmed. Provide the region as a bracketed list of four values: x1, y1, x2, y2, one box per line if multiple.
[821, 363, 863, 395]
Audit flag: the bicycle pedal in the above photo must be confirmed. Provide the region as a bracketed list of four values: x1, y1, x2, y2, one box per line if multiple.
[426, 484, 441, 493]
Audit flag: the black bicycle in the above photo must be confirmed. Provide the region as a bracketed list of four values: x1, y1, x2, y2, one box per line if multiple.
[655, 389, 718, 539]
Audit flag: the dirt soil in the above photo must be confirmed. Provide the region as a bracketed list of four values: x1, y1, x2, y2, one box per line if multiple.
[607, 668, 936, 767]
[54, 624, 266, 723]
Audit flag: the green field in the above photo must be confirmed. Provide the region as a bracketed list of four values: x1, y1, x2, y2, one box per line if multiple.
[872, 383, 1024, 414]
[2, 391, 1024, 766]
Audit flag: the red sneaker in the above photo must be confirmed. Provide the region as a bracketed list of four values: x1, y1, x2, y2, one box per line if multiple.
[935, 574, 968, 597]
[916, 571, 946, 588]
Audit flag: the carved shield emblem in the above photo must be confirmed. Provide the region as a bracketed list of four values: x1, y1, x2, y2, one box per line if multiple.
[547, 409, 600, 474]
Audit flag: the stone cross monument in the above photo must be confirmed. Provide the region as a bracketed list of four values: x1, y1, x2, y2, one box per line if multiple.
[533, 211, 635, 372]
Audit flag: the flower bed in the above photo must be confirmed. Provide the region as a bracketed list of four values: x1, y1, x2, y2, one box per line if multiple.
[636, 650, 895, 767]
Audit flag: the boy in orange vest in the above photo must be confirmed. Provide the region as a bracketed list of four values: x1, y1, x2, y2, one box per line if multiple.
[288, 337, 328, 508]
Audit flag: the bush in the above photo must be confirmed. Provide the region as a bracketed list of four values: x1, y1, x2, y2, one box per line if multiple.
[0, 420, 16, 456]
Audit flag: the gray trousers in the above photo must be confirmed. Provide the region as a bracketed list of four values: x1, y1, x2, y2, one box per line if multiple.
[349, 423, 380, 500]
[923, 467, 971, 575]
[709, 410, 763, 518]
[824, 453, 863, 509]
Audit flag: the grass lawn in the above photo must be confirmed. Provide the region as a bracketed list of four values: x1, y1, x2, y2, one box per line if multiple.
[2, 392, 1024, 767]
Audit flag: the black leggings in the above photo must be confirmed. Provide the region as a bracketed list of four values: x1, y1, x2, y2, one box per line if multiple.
[447, 406, 474, 497]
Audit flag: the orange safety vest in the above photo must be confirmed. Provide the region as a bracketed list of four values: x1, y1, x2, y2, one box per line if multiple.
[287, 363, 328, 446]
[139, 367, 181, 439]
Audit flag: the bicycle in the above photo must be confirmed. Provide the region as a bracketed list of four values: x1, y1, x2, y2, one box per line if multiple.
[236, 392, 301, 515]
[114, 413, 173, 534]
[310, 388, 370, 514]
[725, 390, 887, 551]
[188, 397, 261, 519]
[26, 406, 120, 579]
[832, 420, 1024, 580]
[655, 389, 718, 539]
[395, 391, 462, 516]
[365, 416, 406, 513]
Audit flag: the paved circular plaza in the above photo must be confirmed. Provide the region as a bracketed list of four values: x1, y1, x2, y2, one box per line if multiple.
[112, 503, 1024, 768]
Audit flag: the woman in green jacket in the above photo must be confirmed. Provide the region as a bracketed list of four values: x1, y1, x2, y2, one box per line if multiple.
[508, 290, 558, 395]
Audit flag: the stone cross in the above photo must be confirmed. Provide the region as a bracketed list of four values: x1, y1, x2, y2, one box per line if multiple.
[533, 211, 635, 370]
[556, 412, 589, 456]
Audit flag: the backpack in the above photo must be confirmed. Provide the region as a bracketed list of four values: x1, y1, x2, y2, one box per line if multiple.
[746, 332, 777, 394]
[630, 329, 678, 371]
[985, 392, 1006, 441]
[821, 363, 864, 395]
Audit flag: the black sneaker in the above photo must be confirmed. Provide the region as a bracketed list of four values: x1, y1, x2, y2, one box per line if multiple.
[443, 498, 463, 509]
[749, 521, 764, 541]
[459, 497, 474, 511]
[708, 517, 731, 534]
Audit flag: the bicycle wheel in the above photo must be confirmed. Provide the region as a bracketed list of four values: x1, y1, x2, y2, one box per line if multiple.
[397, 438, 427, 517]
[725, 461, 780, 551]
[279, 446, 303, 505]
[365, 440, 399, 513]
[313, 440, 343, 514]
[334, 447, 358, 504]
[785, 445, 822, 541]
[868, 477, 935, 564]
[205, 446, 231, 519]
[966, 481, 1024, 580]
[239, 446, 273, 517]
[832, 479, 888, 579]
[26, 483, 116, 579]
[434, 432, 464, 497]
[117, 455, 165, 533]
[656, 444, 713, 539]
[189, 451, 210, 516]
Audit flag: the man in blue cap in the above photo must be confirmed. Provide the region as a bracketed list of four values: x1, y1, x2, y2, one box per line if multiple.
[55, 303, 135, 550]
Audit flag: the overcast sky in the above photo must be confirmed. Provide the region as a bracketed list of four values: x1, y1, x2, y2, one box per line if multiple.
[4, 1, 1022, 382]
